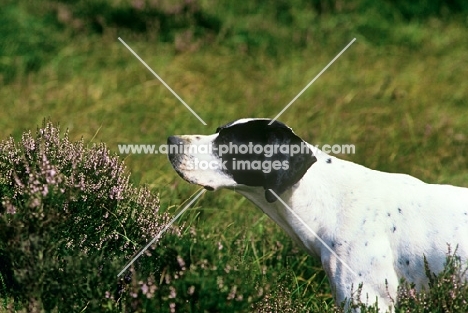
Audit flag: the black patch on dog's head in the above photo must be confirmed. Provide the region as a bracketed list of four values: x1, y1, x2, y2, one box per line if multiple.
[214, 119, 317, 203]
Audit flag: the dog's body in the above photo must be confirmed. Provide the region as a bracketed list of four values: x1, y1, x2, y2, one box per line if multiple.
[167, 118, 468, 311]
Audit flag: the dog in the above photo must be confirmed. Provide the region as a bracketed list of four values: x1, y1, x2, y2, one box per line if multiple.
[167, 118, 468, 312]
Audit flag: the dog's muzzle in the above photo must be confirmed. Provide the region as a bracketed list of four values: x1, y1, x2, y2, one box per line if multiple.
[167, 136, 215, 191]
[167, 135, 191, 181]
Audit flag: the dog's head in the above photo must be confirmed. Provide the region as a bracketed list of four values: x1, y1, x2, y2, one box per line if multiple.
[167, 118, 317, 202]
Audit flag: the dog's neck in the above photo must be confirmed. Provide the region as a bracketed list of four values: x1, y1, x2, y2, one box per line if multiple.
[229, 147, 358, 258]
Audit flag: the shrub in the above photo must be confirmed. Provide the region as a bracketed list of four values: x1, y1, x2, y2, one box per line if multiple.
[395, 248, 468, 312]
[344, 248, 468, 313]
[0, 121, 181, 311]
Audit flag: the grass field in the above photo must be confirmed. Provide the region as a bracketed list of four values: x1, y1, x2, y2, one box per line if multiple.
[1, 0, 468, 312]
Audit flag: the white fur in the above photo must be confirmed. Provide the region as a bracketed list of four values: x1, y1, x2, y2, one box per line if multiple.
[168, 119, 468, 312]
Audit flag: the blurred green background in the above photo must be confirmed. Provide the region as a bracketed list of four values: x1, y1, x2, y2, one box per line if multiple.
[1, 0, 467, 311]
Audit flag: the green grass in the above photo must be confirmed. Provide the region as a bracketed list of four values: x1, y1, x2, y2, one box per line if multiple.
[0, 0, 468, 312]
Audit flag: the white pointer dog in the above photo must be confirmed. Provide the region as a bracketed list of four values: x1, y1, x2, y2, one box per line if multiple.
[167, 118, 468, 312]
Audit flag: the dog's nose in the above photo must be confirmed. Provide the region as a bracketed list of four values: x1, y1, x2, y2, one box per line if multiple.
[167, 136, 184, 146]
[167, 136, 184, 164]
[167, 136, 187, 161]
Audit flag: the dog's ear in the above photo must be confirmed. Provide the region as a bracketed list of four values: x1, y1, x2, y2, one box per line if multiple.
[213, 119, 316, 202]
[262, 125, 317, 203]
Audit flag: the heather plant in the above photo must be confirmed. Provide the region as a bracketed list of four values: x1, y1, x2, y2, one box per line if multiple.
[341, 248, 468, 313]
[0, 121, 184, 311]
[394, 249, 468, 313]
